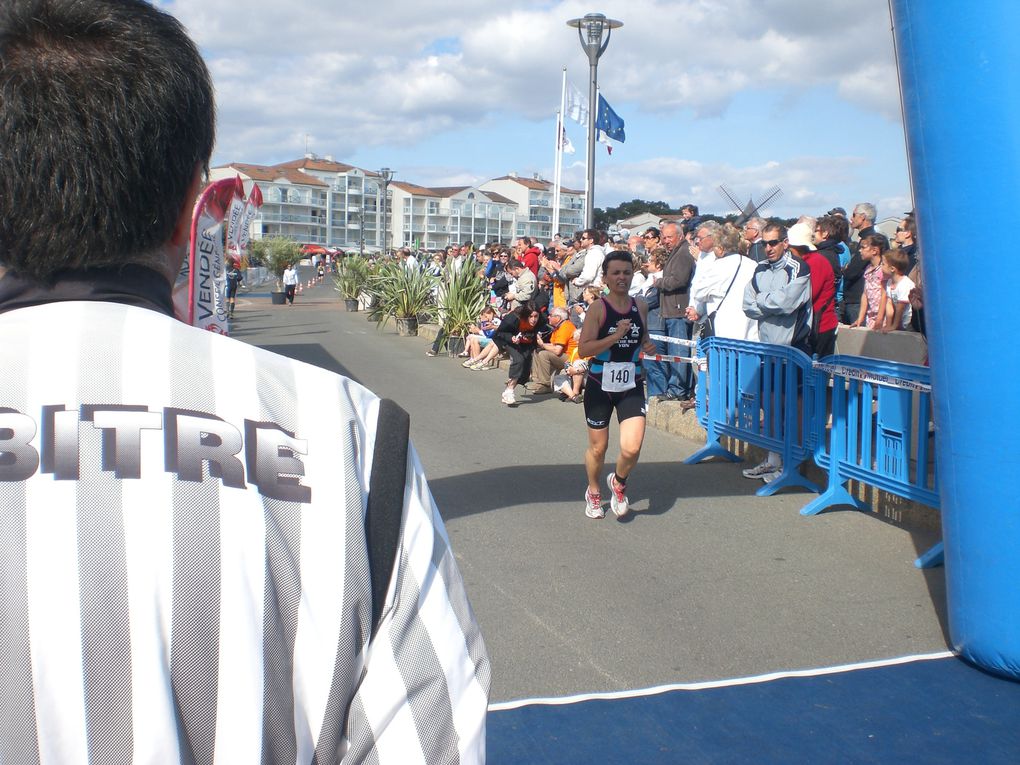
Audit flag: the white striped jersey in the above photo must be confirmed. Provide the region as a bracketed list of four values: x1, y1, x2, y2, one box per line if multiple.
[0, 301, 490, 764]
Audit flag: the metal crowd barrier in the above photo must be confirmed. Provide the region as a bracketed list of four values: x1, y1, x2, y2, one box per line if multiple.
[802, 355, 941, 568]
[683, 337, 821, 497]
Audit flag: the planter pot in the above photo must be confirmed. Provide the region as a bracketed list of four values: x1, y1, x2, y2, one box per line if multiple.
[271, 291, 287, 305]
[366, 312, 381, 322]
[395, 317, 418, 337]
[446, 335, 466, 357]
[344, 298, 360, 312]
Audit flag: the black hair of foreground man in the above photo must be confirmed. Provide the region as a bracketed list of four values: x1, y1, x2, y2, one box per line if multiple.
[0, 0, 215, 283]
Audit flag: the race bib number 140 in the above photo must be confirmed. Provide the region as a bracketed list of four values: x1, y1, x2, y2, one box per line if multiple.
[602, 361, 636, 392]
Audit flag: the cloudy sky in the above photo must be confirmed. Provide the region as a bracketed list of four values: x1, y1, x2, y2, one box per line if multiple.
[161, 0, 913, 220]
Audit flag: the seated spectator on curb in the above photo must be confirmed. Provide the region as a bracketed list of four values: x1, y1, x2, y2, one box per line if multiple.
[528, 306, 578, 394]
[462, 305, 501, 366]
[554, 355, 588, 403]
[494, 304, 548, 406]
[850, 233, 890, 329]
[788, 222, 838, 357]
[465, 340, 502, 370]
[878, 248, 915, 333]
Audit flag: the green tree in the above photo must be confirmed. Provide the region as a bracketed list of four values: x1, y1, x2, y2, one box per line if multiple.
[593, 199, 677, 230]
[250, 236, 301, 290]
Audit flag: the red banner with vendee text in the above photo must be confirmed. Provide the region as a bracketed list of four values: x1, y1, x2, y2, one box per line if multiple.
[173, 177, 236, 333]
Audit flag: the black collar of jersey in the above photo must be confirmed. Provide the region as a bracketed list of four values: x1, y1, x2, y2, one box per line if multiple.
[0, 264, 175, 317]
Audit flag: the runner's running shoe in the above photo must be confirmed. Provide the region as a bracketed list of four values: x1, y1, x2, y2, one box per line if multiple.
[584, 488, 605, 519]
[606, 472, 630, 518]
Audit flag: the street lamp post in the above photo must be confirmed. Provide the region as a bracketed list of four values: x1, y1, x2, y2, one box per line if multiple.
[566, 12, 622, 229]
[378, 167, 394, 255]
[354, 211, 364, 258]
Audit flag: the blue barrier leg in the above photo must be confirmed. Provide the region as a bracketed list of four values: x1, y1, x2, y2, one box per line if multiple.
[754, 463, 820, 497]
[684, 441, 739, 465]
[915, 542, 944, 570]
[893, 1, 1020, 679]
[685, 343, 740, 465]
[799, 482, 870, 516]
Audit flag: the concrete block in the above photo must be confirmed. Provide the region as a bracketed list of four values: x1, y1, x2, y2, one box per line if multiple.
[835, 325, 927, 364]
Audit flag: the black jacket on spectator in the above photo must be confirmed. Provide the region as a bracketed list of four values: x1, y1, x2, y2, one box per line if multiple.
[815, 238, 843, 280]
[493, 312, 548, 352]
[842, 249, 868, 307]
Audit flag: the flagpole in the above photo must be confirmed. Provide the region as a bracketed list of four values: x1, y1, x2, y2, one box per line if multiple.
[552, 67, 567, 239]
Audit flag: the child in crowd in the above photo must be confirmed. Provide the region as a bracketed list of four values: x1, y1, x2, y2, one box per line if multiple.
[850, 233, 889, 329]
[462, 306, 501, 368]
[878, 249, 915, 332]
[569, 285, 603, 329]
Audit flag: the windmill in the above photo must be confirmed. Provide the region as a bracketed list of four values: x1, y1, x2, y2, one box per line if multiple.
[717, 185, 783, 225]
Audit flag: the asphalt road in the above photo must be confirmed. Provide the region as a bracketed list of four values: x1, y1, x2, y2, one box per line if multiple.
[231, 278, 949, 704]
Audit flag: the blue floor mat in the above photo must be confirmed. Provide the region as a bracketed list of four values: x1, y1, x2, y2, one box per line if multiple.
[487, 654, 1020, 764]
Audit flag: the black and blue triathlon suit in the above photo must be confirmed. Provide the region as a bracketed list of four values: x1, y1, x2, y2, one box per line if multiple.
[584, 297, 647, 429]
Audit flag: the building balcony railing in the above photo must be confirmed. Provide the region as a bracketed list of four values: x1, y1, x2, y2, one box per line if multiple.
[258, 212, 323, 226]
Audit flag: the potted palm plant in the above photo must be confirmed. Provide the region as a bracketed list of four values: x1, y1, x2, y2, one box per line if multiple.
[250, 236, 301, 305]
[437, 261, 489, 356]
[365, 261, 438, 336]
[333, 254, 369, 311]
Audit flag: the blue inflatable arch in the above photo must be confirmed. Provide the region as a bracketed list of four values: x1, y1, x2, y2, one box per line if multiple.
[891, 1, 1020, 680]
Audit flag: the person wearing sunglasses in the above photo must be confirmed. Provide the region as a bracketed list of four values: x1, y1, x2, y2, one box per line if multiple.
[557, 228, 604, 305]
[741, 224, 813, 353]
[740, 224, 813, 483]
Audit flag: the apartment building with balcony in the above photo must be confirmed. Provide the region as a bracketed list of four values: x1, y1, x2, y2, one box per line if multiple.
[210, 155, 390, 250]
[389, 182, 518, 250]
[479, 173, 585, 241]
[210, 157, 581, 251]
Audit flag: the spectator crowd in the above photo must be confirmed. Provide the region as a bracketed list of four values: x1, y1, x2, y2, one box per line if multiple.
[405, 203, 925, 413]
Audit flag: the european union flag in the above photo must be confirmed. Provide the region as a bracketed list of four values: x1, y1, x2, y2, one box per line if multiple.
[595, 94, 626, 143]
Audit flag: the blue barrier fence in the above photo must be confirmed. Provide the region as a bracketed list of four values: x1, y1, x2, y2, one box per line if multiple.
[684, 338, 820, 497]
[677, 338, 941, 567]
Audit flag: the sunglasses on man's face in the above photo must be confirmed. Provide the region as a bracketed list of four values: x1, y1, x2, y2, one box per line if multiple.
[763, 239, 784, 248]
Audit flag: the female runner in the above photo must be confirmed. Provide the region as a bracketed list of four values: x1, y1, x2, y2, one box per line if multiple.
[577, 251, 657, 519]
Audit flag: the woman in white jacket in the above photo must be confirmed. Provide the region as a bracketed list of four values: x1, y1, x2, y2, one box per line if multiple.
[686, 224, 759, 341]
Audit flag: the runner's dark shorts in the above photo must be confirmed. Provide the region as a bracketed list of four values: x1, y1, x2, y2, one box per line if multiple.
[583, 378, 647, 430]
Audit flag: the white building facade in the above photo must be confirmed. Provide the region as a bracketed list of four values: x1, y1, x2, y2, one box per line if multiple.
[210, 156, 391, 251]
[210, 158, 584, 251]
[479, 173, 585, 241]
[388, 183, 518, 251]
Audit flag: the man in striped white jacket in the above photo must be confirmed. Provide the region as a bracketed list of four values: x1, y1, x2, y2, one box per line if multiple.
[0, 1, 490, 762]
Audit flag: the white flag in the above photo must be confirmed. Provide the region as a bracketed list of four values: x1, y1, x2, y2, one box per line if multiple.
[566, 82, 588, 125]
[560, 124, 576, 154]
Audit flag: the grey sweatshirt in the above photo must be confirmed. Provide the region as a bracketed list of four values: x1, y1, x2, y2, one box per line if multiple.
[742, 252, 813, 348]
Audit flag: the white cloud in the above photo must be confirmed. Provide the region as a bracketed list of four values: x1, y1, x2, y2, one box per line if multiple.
[162, 0, 909, 216]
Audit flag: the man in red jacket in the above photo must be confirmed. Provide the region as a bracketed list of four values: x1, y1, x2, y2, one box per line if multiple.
[516, 237, 542, 276]
[788, 223, 838, 357]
